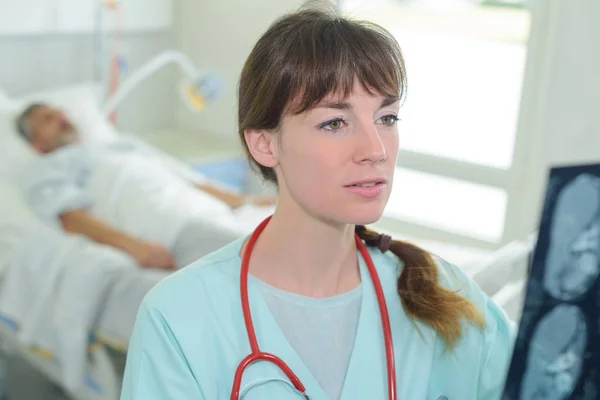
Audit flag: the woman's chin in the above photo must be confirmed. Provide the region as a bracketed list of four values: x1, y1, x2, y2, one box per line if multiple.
[342, 206, 386, 227]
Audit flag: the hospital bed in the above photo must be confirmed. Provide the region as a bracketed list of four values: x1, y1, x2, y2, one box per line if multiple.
[0, 82, 534, 400]
[0, 263, 167, 400]
[0, 84, 124, 400]
[0, 82, 275, 400]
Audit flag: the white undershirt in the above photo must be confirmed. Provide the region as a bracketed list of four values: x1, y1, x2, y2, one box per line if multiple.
[254, 277, 362, 400]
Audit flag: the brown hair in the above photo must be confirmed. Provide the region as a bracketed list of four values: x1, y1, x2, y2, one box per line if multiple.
[238, 2, 484, 348]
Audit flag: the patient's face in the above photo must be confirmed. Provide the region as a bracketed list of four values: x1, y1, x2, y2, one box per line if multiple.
[28, 106, 78, 153]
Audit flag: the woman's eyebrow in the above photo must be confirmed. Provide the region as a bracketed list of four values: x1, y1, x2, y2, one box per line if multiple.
[314, 97, 399, 110]
[314, 101, 352, 110]
[380, 97, 399, 108]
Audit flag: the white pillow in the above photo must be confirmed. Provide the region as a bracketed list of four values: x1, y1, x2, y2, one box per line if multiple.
[0, 107, 38, 183]
[0, 82, 118, 182]
[0, 89, 13, 109]
[15, 82, 117, 144]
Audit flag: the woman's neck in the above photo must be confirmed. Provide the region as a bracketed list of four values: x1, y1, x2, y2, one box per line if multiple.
[246, 207, 360, 298]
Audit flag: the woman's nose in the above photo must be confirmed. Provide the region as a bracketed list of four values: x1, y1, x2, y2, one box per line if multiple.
[353, 121, 386, 165]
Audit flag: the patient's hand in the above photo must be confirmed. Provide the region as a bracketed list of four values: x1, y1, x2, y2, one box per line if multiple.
[126, 240, 176, 270]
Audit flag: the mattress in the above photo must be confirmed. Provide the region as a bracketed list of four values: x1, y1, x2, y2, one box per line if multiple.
[0, 267, 166, 354]
[94, 268, 169, 350]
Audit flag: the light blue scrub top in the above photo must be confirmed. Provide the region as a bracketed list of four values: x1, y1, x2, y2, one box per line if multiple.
[121, 237, 516, 400]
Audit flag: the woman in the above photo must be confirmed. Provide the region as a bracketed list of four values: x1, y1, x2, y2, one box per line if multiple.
[121, 4, 515, 400]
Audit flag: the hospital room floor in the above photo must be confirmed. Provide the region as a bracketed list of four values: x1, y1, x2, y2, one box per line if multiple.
[5, 349, 126, 399]
[7, 355, 69, 400]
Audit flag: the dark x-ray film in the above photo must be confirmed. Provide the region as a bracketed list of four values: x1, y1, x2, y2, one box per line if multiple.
[502, 163, 600, 400]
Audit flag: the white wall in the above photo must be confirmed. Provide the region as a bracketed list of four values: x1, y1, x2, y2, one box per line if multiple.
[0, 0, 172, 34]
[0, 2, 178, 133]
[0, 33, 177, 133]
[175, 0, 309, 142]
[508, 0, 600, 238]
[541, 1, 599, 166]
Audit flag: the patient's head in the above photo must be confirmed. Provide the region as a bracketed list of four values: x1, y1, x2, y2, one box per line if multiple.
[15, 103, 78, 153]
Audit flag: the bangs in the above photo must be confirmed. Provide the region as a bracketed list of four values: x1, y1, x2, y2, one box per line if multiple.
[283, 18, 407, 115]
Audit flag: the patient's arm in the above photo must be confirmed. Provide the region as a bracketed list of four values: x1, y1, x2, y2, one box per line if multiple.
[59, 209, 176, 270]
[193, 183, 276, 209]
[194, 183, 246, 209]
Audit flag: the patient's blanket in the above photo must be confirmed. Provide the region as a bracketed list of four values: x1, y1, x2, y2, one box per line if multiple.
[88, 148, 232, 247]
[0, 225, 141, 391]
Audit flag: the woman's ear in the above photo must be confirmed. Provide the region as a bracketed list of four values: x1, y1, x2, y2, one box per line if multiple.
[244, 129, 279, 168]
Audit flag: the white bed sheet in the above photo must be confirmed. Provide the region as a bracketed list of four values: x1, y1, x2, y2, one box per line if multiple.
[0, 206, 272, 392]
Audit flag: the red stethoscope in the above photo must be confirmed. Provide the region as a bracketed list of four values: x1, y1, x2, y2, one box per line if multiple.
[230, 216, 397, 400]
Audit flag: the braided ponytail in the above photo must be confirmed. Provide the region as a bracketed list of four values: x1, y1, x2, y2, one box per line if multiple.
[355, 225, 485, 349]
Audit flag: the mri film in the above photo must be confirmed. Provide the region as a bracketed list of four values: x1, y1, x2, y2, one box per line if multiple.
[502, 165, 600, 399]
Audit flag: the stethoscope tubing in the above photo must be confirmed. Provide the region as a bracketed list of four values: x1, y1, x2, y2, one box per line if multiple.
[230, 216, 396, 400]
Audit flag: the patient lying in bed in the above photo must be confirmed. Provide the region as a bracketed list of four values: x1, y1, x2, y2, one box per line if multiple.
[14, 103, 274, 270]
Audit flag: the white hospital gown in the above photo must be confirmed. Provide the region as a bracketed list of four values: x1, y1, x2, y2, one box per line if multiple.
[22, 143, 133, 222]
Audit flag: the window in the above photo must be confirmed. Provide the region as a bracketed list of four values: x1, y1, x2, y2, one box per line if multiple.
[340, 0, 531, 249]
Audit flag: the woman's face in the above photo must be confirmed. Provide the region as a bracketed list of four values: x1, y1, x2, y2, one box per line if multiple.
[271, 82, 400, 226]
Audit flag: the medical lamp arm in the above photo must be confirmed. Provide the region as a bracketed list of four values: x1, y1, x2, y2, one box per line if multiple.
[102, 50, 201, 117]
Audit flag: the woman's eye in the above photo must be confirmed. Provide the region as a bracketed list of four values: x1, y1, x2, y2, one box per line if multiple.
[378, 115, 399, 127]
[320, 118, 347, 131]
